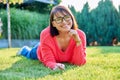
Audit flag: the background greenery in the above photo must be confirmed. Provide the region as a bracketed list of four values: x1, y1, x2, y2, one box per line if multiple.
[70, 0, 120, 46]
[0, 8, 49, 39]
[0, 0, 120, 46]
[0, 46, 120, 80]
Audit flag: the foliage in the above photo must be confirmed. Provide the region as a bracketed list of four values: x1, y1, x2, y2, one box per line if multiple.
[70, 0, 120, 46]
[0, 47, 120, 80]
[0, 0, 62, 13]
[1, 0, 23, 4]
[0, 8, 49, 39]
[0, 0, 120, 46]
[69, 5, 78, 19]
[17, 0, 62, 13]
[90, 0, 119, 45]
[21, 2, 52, 13]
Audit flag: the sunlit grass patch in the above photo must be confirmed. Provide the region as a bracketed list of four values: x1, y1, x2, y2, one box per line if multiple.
[0, 46, 120, 80]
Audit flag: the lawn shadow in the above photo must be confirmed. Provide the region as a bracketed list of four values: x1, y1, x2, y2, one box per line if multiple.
[0, 55, 77, 80]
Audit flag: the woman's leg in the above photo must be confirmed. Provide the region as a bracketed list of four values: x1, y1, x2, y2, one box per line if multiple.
[17, 46, 31, 58]
[17, 43, 40, 60]
[29, 43, 40, 59]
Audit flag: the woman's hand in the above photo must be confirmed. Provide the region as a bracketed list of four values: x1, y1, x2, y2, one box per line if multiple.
[53, 63, 65, 70]
[69, 29, 81, 46]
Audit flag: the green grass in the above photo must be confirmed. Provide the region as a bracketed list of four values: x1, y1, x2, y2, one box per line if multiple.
[0, 46, 120, 80]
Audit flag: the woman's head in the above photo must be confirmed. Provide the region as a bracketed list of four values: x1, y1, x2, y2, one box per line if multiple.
[50, 5, 78, 37]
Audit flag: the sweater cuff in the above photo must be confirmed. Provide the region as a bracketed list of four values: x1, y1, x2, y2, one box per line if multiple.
[45, 62, 57, 70]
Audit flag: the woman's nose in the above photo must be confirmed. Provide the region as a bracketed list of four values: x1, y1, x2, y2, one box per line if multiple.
[62, 19, 67, 24]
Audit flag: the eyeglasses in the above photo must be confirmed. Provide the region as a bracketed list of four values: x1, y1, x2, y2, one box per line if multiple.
[53, 15, 71, 24]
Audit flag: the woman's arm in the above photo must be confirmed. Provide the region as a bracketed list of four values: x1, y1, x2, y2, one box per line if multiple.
[70, 30, 86, 65]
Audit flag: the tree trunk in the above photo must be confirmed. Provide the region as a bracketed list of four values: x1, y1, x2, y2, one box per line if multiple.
[7, 0, 11, 48]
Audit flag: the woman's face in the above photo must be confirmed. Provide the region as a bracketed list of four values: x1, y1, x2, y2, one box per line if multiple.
[52, 12, 73, 33]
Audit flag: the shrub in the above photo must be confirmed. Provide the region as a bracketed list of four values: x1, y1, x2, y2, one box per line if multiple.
[0, 8, 49, 39]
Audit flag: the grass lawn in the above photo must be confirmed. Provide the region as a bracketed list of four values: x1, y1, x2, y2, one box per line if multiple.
[0, 46, 120, 80]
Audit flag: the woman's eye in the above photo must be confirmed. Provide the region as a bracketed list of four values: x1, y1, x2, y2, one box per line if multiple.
[56, 18, 62, 21]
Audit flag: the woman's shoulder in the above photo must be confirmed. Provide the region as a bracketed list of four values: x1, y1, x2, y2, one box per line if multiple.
[40, 26, 53, 41]
[77, 29, 86, 36]
[40, 26, 51, 36]
[77, 29, 86, 42]
[41, 26, 50, 34]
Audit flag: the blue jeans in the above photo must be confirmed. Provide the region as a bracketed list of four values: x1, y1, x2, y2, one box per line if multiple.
[20, 43, 40, 60]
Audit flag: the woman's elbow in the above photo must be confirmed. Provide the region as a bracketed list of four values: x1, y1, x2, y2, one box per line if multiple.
[81, 58, 86, 65]
[77, 58, 86, 66]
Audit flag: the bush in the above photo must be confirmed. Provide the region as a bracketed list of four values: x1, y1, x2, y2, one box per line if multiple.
[70, 1, 120, 46]
[0, 8, 49, 39]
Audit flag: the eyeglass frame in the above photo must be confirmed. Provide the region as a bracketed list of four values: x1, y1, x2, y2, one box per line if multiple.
[53, 15, 72, 24]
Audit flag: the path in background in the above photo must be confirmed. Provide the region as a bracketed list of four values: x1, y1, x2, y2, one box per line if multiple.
[0, 39, 39, 48]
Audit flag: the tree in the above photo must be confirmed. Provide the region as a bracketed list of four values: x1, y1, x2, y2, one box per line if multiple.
[73, 0, 120, 46]
[118, 5, 120, 41]
[78, 2, 91, 45]
[90, 0, 119, 45]
[1, 0, 23, 48]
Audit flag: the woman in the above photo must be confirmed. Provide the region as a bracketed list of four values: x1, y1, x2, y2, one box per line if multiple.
[17, 5, 86, 70]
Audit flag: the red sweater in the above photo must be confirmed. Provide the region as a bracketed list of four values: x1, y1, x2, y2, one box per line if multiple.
[37, 27, 86, 69]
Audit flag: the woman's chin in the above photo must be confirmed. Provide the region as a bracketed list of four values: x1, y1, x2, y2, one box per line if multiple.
[62, 29, 70, 32]
[63, 27, 71, 31]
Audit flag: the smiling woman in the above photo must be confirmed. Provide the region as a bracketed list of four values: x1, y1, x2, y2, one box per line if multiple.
[17, 5, 87, 70]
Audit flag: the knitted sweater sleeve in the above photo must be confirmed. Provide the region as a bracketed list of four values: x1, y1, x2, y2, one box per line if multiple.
[70, 30, 86, 65]
[37, 28, 57, 69]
